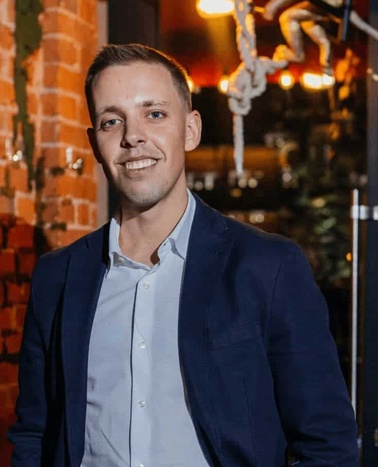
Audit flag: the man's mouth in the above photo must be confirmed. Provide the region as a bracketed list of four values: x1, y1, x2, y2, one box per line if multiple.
[123, 158, 157, 170]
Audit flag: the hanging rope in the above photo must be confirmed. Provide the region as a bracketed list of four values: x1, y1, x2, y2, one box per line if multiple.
[227, 0, 287, 174]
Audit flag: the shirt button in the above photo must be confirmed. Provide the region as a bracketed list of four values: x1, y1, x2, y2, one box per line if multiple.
[142, 282, 150, 290]
[138, 400, 146, 408]
[139, 341, 146, 349]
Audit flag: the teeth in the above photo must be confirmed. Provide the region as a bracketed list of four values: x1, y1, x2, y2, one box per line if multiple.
[125, 158, 157, 170]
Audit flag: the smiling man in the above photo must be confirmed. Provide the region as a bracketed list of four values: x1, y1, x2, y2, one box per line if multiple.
[9, 44, 358, 467]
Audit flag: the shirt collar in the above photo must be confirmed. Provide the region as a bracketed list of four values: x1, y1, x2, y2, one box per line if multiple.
[107, 190, 196, 269]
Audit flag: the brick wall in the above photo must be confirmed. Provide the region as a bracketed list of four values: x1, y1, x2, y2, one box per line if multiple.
[0, 1, 99, 464]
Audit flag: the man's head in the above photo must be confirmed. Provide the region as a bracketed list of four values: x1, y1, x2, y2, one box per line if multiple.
[85, 43, 192, 124]
[86, 44, 201, 213]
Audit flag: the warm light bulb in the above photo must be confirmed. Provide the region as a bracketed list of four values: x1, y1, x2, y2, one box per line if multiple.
[217, 75, 230, 94]
[278, 70, 295, 90]
[196, 0, 234, 18]
[301, 72, 335, 90]
[321, 73, 335, 88]
[301, 72, 323, 90]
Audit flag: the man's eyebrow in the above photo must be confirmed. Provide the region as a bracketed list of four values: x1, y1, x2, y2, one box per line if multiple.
[96, 105, 122, 116]
[139, 100, 170, 108]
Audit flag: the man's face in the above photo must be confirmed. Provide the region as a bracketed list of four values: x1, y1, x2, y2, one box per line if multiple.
[88, 62, 201, 210]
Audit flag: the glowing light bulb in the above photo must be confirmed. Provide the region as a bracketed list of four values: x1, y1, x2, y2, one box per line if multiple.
[301, 72, 335, 90]
[321, 73, 335, 88]
[217, 75, 230, 94]
[196, 0, 234, 18]
[278, 70, 295, 90]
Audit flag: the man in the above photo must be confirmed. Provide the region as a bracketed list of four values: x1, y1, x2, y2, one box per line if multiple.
[9, 44, 358, 466]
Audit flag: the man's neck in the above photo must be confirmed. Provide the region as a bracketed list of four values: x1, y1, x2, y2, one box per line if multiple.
[117, 191, 188, 266]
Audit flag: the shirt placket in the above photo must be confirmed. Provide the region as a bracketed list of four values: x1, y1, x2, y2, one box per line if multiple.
[130, 268, 156, 467]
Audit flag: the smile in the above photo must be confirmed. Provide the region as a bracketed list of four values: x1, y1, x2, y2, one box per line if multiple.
[124, 158, 157, 170]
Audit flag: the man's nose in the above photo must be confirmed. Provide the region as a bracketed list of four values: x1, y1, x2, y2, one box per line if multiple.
[121, 121, 147, 148]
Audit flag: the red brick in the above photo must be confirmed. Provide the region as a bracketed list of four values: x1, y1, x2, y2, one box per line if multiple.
[0, 386, 10, 408]
[15, 304, 27, 328]
[42, 93, 78, 121]
[0, 363, 18, 384]
[27, 92, 40, 116]
[60, 228, 89, 246]
[0, 417, 14, 467]
[43, 64, 84, 94]
[41, 146, 67, 168]
[6, 281, 30, 304]
[0, 195, 14, 215]
[42, 200, 59, 223]
[43, 10, 75, 36]
[0, 282, 4, 305]
[17, 250, 37, 276]
[41, 119, 60, 143]
[0, 306, 14, 328]
[78, 0, 97, 24]
[43, 0, 61, 8]
[60, 121, 87, 146]
[8, 165, 28, 192]
[9, 382, 19, 404]
[15, 198, 35, 225]
[0, 164, 6, 184]
[90, 206, 97, 227]
[60, 199, 75, 223]
[0, 24, 13, 50]
[0, 213, 15, 233]
[79, 96, 92, 125]
[83, 178, 97, 202]
[43, 37, 79, 66]
[0, 249, 15, 274]
[8, 223, 34, 249]
[76, 202, 89, 225]
[4, 333, 22, 354]
[0, 80, 15, 104]
[7, 0, 15, 23]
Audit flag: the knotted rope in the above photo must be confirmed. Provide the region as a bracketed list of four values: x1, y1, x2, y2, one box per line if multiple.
[227, 0, 287, 174]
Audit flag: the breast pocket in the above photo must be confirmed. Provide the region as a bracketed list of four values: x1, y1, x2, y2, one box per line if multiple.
[210, 322, 261, 350]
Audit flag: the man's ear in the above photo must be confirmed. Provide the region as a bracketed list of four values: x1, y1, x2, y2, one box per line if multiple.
[185, 110, 202, 152]
[87, 127, 102, 164]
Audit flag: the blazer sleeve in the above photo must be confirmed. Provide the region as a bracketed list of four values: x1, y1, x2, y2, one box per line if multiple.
[8, 266, 47, 467]
[267, 242, 359, 466]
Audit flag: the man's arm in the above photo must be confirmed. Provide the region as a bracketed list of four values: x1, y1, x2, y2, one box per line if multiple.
[268, 242, 358, 466]
[8, 272, 47, 467]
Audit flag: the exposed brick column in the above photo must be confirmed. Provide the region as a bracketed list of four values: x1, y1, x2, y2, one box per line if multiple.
[0, 1, 99, 464]
[41, 0, 98, 247]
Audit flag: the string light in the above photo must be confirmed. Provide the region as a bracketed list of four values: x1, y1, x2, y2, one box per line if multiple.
[300, 72, 335, 90]
[196, 0, 234, 19]
[278, 70, 295, 90]
[217, 75, 230, 94]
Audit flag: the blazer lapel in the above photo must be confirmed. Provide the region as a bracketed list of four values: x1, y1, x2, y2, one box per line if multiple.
[60, 225, 109, 466]
[179, 197, 233, 401]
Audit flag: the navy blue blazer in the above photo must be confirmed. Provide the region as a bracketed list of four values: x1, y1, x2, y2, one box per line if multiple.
[9, 196, 358, 466]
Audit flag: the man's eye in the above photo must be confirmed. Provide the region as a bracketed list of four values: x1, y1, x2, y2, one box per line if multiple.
[148, 111, 165, 119]
[101, 118, 121, 128]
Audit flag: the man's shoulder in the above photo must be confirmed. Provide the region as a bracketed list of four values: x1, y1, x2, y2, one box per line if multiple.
[33, 223, 109, 277]
[198, 198, 300, 258]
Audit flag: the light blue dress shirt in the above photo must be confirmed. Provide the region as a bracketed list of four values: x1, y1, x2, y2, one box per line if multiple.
[81, 191, 210, 467]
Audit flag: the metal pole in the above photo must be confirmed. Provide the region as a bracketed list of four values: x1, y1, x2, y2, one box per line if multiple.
[350, 189, 359, 414]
